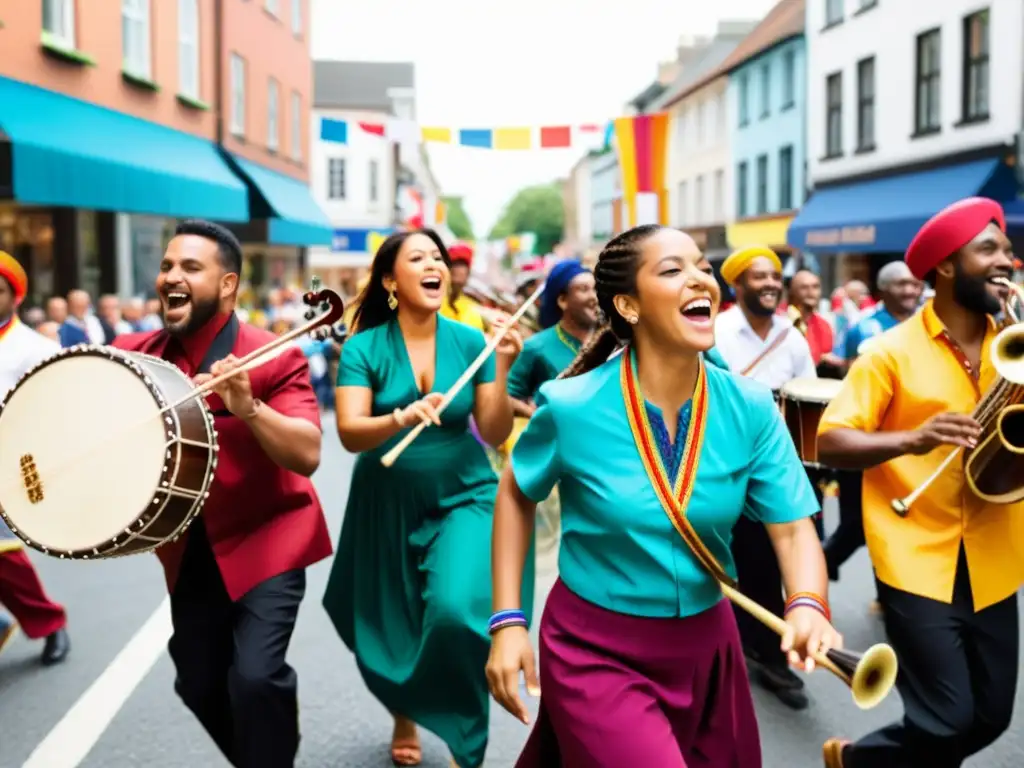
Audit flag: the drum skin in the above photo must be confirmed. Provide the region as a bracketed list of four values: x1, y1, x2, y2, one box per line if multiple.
[779, 377, 844, 466]
[0, 345, 217, 559]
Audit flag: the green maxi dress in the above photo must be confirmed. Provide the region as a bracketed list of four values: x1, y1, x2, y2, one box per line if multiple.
[323, 315, 535, 768]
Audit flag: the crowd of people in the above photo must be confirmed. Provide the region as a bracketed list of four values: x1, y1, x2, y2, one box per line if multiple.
[0, 198, 1021, 768]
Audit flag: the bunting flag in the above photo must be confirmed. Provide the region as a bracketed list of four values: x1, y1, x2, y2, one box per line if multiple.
[319, 117, 609, 151]
[614, 113, 671, 228]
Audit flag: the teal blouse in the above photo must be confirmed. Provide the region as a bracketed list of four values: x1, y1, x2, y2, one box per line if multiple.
[506, 325, 581, 401]
[510, 348, 816, 618]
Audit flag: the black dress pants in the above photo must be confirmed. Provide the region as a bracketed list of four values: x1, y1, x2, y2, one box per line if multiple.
[168, 522, 306, 768]
[845, 548, 1019, 768]
[731, 514, 787, 668]
[823, 469, 865, 579]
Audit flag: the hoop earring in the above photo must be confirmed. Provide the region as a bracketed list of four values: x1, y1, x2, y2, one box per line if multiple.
[388, 288, 398, 310]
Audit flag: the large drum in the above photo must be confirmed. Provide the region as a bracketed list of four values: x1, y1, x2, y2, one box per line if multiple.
[779, 377, 844, 467]
[0, 345, 217, 559]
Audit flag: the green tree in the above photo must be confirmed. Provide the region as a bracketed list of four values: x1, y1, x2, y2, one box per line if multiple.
[489, 183, 565, 255]
[442, 196, 474, 240]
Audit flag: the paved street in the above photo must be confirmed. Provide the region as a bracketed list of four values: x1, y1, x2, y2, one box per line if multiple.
[2, 422, 1023, 768]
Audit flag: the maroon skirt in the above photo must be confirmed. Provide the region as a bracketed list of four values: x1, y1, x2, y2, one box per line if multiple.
[516, 579, 761, 768]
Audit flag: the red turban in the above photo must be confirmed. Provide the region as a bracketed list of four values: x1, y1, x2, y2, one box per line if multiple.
[0, 251, 27, 304]
[448, 241, 474, 266]
[905, 197, 1006, 280]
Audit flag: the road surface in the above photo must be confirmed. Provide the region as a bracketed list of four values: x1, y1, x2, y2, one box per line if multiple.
[2, 425, 1022, 767]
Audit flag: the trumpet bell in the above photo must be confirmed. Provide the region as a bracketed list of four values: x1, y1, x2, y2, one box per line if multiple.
[991, 324, 1024, 385]
[826, 643, 899, 710]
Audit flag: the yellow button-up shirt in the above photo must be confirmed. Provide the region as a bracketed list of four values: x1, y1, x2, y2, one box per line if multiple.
[818, 299, 1024, 610]
[440, 293, 487, 333]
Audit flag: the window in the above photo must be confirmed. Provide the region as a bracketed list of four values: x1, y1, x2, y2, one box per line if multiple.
[177, 0, 199, 99]
[695, 175, 705, 223]
[737, 162, 749, 217]
[760, 64, 770, 118]
[369, 160, 379, 203]
[738, 74, 750, 126]
[230, 54, 246, 136]
[825, 72, 843, 156]
[696, 101, 706, 145]
[782, 49, 795, 109]
[327, 158, 346, 200]
[962, 10, 989, 122]
[265, 0, 279, 15]
[43, 0, 76, 48]
[122, 0, 152, 79]
[267, 78, 280, 151]
[755, 154, 768, 214]
[779, 146, 794, 210]
[825, 0, 843, 26]
[291, 0, 302, 35]
[713, 169, 724, 221]
[677, 181, 688, 225]
[857, 57, 875, 150]
[915, 28, 941, 133]
[290, 91, 302, 160]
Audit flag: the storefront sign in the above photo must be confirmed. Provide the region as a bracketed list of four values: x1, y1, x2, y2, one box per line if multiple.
[331, 228, 394, 253]
[804, 225, 876, 247]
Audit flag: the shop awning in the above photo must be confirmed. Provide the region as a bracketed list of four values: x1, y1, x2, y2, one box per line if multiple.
[0, 76, 248, 221]
[229, 155, 332, 246]
[787, 158, 1018, 253]
[727, 215, 794, 249]
[1005, 199, 1024, 230]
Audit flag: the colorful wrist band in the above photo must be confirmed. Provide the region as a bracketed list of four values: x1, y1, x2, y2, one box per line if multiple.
[784, 592, 831, 622]
[488, 609, 527, 634]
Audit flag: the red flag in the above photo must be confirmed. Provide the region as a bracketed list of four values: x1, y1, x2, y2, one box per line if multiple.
[358, 122, 385, 136]
[539, 126, 571, 148]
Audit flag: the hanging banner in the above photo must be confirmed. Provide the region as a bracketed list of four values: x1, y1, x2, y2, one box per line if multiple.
[614, 113, 670, 228]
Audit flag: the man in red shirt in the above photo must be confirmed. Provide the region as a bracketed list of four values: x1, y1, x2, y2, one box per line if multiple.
[787, 268, 844, 376]
[113, 220, 332, 768]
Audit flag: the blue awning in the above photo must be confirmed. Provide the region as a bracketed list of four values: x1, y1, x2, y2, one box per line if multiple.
[1005, 199, 1024, 230]
[0, 76, 248, 221]
[229, 155, 332, 246]
[787, 158, 1019, 253]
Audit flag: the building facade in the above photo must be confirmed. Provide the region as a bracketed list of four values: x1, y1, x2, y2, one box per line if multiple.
[307, 61, 416, 293]
[727, 0, 808, 261]
[0, 0, 328, 308]
[790, 0, 1024, 285]
[589, 149, 620, 243]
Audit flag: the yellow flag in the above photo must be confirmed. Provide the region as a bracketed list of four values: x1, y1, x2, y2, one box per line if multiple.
[493, 127, 532, 150]
[421, 126, 452, 143]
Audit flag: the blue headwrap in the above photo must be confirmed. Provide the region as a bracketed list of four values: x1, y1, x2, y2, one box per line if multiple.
[539, 260, 589, 329]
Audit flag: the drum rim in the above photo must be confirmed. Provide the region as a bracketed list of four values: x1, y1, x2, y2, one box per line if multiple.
[0, 344, 218, 559]
[779, 378, 844, 402]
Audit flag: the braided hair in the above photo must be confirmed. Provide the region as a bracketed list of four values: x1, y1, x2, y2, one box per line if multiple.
[560, 224, 664, 379]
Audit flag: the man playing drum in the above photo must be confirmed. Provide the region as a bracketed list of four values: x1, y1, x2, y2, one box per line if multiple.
[713, 245, 820, 710]
[112, 220, 333, 768]
[0, 251, 71, 665]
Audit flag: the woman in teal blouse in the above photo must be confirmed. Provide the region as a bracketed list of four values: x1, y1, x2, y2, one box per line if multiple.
[326, 229, 531, 768]
[486, 225, 841, 767]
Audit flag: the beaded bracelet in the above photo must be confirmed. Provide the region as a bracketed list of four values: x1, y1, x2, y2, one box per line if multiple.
[784, 591, 831, 622]
[488, 609, 528, 635]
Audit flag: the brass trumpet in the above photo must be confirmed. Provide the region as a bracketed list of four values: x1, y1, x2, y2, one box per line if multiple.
[892, 277, 1024, 515]
[721, 583, 898, 710]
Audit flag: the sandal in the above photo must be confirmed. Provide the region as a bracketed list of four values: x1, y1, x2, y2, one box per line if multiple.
[390, 738, 421, 766]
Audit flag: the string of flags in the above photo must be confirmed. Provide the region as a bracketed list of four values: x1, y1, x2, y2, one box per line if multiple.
[319, 116, 617, 150]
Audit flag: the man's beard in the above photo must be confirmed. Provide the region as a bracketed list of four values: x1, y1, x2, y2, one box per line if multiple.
[567, 304, 599, 330]
[165, 294, 220, 337]
[742, 288, 777, 317]
[953, 260, 1003, 316]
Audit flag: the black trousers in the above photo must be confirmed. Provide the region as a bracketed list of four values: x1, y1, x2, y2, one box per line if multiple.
[169, 522, 306, 768]
[731, 467, 824, 667]
[823, 469, 865, 578]
[846, 549, 1019, 768]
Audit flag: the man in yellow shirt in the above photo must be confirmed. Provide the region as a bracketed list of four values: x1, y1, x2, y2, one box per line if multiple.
[817, 198, 1023, 768]
[439, 241, 487, 332]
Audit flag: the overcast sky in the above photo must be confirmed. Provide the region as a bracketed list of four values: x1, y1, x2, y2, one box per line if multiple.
[311, 0, 779, 236]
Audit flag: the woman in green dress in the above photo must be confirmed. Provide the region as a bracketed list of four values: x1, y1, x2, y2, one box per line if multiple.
[325, 229, 532, 768]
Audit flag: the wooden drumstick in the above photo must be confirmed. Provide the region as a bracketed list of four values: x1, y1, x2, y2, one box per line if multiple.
[890, 446, 962, 517]
[380, 282, 546, 468]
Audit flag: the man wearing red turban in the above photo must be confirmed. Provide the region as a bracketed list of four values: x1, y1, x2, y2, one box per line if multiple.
[439, 241, 487, 332]
[0, 251, 72, 665]
[816, 198, 1021, 767]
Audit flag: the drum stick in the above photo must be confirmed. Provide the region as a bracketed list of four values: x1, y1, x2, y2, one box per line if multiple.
[380, 282, 546, 468]
[718, 582, 847, 680]
[890, 446, 962, 515]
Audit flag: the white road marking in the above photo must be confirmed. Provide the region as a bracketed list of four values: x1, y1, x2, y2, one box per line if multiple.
[22, 597, 172, 768]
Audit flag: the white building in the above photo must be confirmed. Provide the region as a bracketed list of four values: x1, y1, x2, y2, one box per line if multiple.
[307, 61, 415, 288]
[792, 0, 1023, 279]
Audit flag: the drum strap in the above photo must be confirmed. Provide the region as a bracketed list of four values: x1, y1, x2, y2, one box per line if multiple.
[739, 327, 790, 377]
[198, 313, 240, 375]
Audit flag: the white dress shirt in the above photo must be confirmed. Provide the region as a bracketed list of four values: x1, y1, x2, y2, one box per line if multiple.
[0, 318, 61, 403]
[713, 305, 817, 390]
